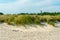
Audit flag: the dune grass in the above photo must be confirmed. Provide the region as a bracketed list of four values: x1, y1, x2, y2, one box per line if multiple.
[0, 12, 60, 26]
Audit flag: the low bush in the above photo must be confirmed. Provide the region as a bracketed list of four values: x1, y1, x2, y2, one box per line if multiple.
[14, 15, 33, 25]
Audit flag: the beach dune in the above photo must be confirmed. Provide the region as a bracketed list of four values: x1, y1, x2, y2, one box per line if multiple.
[0, 23, 60, 40]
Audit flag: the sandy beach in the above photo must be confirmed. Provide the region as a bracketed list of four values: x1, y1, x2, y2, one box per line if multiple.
[0, 23, 60, 40]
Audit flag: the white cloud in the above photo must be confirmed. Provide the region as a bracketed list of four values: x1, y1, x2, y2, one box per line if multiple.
[34, 0, 52, 6]
[0, 0, 29, 13]
[42, 6, 60, 12]
[0, 0, 59, 13]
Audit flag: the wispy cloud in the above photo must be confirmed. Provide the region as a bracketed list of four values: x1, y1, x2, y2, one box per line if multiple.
[0, 0, 60, 13]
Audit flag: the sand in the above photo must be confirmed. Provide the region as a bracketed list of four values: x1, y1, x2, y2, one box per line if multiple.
[0, 23, 60, 40]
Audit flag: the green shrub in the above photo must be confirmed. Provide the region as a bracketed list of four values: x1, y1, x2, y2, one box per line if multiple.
[34, 16, 40, 24]
[14, 15, 33, 25]
[48, 21, 55, 26]
[0, 15, 5, 23]
[3, 15, 15, 24]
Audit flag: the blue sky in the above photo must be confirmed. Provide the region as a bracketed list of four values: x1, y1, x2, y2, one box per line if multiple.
[0, 0, 60, 14]
[0, 0, 17, 3]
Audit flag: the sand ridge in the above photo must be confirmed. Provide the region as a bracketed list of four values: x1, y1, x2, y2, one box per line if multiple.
[0, 23, 60, 40]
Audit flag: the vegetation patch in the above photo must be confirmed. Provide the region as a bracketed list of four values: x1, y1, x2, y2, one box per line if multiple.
[0, 12, 60, 26]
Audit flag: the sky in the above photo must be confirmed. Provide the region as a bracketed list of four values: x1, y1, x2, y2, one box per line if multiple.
[0, 0, 60, 14]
